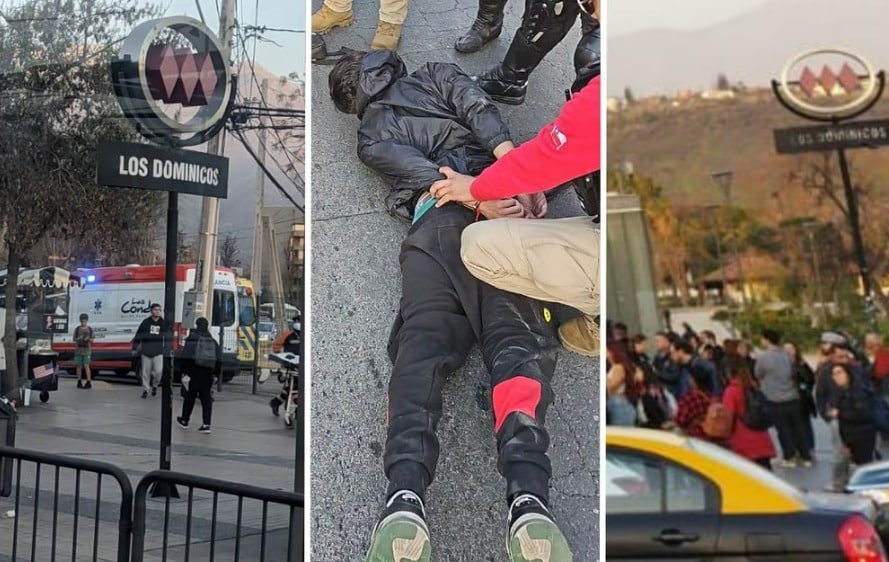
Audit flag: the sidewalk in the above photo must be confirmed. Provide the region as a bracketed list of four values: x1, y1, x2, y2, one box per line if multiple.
[0, 375, 297, 562]
[309, 0, 598, 560]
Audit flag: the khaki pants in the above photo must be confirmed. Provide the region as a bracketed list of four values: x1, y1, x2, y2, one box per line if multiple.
[324, 0, 409, 24]
[461, 217, 598, 316]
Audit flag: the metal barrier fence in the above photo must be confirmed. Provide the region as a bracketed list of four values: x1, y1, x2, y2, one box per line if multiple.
[0, 447, 304, 562]
[0, 444, 133, 562]
[131, 471, 304, 562]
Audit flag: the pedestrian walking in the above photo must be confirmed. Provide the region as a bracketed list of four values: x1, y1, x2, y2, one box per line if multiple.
[133, 303, 169, 399]
[176, 318, 218, 434]
[73, 313, 94, 389]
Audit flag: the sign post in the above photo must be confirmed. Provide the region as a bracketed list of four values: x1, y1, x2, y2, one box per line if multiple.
[772, 48, 887, 320]
[103, 16, 234, 499]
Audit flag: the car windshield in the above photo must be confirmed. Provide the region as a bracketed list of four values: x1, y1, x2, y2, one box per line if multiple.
[687, 438, 805, 498]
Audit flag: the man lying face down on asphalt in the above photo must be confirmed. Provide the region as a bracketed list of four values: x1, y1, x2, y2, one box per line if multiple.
[329, 49, 573, 562]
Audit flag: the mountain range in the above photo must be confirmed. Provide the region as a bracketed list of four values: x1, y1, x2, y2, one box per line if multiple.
[608, 0, 889, 97]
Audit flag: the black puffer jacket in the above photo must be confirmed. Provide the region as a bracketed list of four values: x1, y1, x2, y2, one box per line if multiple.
[355, 50, 512, 221]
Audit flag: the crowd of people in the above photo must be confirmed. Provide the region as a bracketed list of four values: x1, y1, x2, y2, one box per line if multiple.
[606, 320, 889, 491]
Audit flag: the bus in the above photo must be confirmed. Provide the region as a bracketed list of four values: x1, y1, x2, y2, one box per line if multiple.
[236, 278, 258, 369]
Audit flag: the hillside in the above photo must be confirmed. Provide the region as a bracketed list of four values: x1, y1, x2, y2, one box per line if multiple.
[609, 0, 889, 97]
[176, 61, 306, 259]
[607, 89, 889, 222]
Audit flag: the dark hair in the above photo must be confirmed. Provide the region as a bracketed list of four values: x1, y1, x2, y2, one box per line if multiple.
[150, 303, 161, 311]
[672, 338, 694, 356]
[725, 356, 755, 390]
[632, 333, 646, 344]
[607, 340, 640, 402]
[614, 322, 628, 332]
[79, 313, 89, 321]
[329, 50, 368, 115]
[195, 317, 209, 330]
[761, 328, 781, 346]
[690, 364, 713, 394]
[785, 341, 802, 363]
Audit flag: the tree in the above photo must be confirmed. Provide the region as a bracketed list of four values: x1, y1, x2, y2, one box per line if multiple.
[219, 233, 241, 268]
[787, 152, 889, 314]
[624, 86, 636, 105]
[0, 0, 161, 394]
[178, 229, 194, 263]
[716, 73, 731, 91]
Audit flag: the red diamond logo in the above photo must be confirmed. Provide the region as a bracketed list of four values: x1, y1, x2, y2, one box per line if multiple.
[177, 49, 200, 103]
[837, 63, 861, 93]
[819, 65, 837, 96]
[798, 67, 818, 98]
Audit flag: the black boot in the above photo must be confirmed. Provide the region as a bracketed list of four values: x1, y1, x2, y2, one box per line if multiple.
[476, 0, 580, 104]
[571, 13, 600, 93]
[454, 0, 508, 54]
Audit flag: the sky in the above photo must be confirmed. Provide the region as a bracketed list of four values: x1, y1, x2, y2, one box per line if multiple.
[608, 0, 769, 36]
[164, 0, 305, 79]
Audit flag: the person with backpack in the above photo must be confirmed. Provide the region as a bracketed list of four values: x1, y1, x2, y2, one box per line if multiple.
[722, 358, 776, 469]
[73, 313, 94, 389]
[673, 367, 715, 440]
[176, 317, 219, 434]
[829, 363, 877, 468]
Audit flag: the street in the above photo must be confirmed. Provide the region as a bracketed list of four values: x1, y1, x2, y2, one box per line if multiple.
[0, 374, 295, 562]
[309, 0, 599, 559]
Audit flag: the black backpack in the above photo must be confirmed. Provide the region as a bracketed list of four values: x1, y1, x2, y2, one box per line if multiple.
[194, 335, 217, 368]
[743, 386, 773, 430]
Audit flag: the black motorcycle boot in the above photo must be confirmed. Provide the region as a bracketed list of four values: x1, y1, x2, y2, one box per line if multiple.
[571, 12, 600, 92]
[454, 0, 509, 53]
[476, 0, 580, 104]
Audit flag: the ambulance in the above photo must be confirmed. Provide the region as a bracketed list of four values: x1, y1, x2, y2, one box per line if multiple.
[53, 264, 242, 381]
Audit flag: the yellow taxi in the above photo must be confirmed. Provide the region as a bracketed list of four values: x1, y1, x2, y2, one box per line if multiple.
[606, 427, 889, 561]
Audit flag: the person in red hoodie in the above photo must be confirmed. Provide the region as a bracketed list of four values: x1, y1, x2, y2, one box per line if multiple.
[722, 358, 776, 470]
[429, 75, 600, 357]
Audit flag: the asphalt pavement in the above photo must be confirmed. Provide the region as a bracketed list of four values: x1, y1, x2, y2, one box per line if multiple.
[308, 0, 599, 560]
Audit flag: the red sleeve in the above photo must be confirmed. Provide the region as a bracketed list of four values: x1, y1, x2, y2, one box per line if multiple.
[470, 76, 601, 201]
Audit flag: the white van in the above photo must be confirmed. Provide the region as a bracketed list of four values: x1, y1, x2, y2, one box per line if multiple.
[53, 264, 241, 380]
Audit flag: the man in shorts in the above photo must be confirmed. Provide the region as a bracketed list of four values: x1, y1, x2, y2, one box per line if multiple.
[73, 313, 93, 389]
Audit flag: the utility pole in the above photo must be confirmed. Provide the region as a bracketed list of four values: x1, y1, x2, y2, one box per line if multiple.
[250, 79, 268, 391]
[265, 215, 289, 336]
[192, 0, 236, 325]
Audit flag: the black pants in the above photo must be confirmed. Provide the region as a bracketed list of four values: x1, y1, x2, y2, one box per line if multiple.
[769, 399, 811, 461]
[384, 205, 560, 505]
[182, 372, 213, 426]
[754, 458, 772, 471]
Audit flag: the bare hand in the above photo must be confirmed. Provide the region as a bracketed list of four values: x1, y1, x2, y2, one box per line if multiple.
[479, 198, 525, 220]
[431, 167, 477, 206]
[517, 192, 548, 218]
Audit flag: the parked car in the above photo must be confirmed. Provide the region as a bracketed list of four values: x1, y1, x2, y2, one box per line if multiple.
[606, 427, 889, 560]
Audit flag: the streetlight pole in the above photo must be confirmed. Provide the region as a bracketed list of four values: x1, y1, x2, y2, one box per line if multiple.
[705, 203, 727, 307]
[804, 224, 824, 325]
[711, 170, 749, 336]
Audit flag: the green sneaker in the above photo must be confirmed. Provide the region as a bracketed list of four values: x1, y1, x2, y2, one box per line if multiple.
[506, 494, 573, 562]
[365, 490, 431, 562]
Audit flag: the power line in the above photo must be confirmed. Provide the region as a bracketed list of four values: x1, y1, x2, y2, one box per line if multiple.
[232, 127, 304, 212]
[234, 23, 304, 191]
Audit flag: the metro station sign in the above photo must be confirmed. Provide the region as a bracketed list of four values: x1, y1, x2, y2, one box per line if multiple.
[110, 17, 234, 147]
